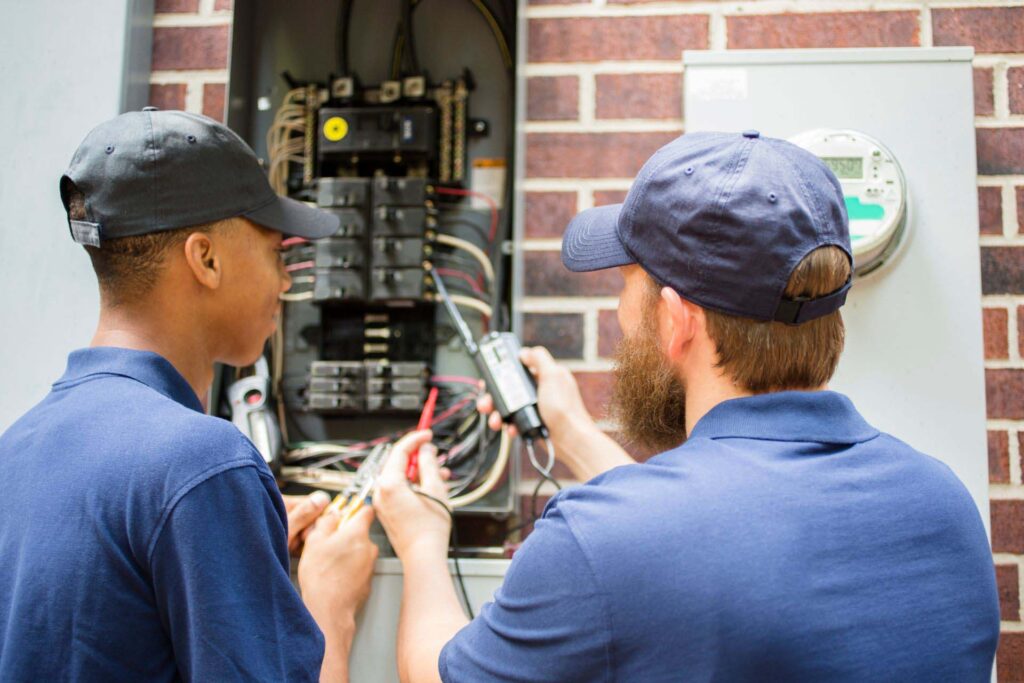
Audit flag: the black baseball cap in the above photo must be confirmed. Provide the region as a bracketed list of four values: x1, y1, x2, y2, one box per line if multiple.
[561, 131, 852, 325]
[60, 108, 339, 247]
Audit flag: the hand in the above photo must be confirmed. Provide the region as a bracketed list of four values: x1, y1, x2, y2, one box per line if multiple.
[282, 491, 331, 556]
[298, 506, 379, 632]
[373, 430, 451, 561]
[477, 346, 592, 438]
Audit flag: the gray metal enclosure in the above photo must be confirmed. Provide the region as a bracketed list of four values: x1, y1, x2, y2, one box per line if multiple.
[684, 48, 989, 527]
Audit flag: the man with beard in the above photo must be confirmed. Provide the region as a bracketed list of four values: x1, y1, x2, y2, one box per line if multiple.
[370, 131, 999, 681]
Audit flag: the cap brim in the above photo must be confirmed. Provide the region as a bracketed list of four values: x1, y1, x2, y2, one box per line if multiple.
[560, 203, 635, 272]
[243, 195, 339, 239]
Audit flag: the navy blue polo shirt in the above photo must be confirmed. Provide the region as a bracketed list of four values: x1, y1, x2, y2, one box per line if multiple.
[441, 391, 999, 682]
[0, 347, 324, 681]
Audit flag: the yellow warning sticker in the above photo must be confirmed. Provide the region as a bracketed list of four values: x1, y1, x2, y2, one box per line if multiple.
[323, 116, 349, 142]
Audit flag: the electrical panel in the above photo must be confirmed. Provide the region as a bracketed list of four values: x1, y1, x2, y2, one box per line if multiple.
[221, 0, 526, 543]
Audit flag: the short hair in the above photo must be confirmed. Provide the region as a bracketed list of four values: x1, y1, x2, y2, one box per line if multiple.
[655, 246, 850, 392]
[65, 182, 219, 306]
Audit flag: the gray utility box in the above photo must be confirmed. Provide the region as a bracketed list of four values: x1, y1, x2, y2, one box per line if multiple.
[349, 558, 510, 683]
[683, 49, 989, 546]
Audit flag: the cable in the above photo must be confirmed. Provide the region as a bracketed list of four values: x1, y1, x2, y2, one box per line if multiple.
[524, 437, 561, 526]
[412, 488, 473, 619]
[448, 426, 510, 507]
[280, 291, 315, 302]
[435, 187, 499, 242]
[336, 0, 354, 75]
[442, 294, 492, 320]
[436, 268, 486, 296]
[435, 234, 494, 283]
[285, 260, 316, 273]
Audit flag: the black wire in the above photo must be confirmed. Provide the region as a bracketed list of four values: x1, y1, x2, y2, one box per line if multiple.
[337, 0, 354, 75]
[412, 488, 474, 619]
[400, 0, 420, 75]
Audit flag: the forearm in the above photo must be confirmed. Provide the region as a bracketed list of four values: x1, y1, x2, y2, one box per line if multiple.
[397, 548, 470, 683]
[314, 617, 355, 683]
[552, 416, 635, 481]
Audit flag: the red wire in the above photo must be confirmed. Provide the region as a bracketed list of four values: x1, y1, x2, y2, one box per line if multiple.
[282, 237, 309, 248]
[436, 267, 485, 295]
[285, 260, 315, 272]
[435, 186, 499, 242]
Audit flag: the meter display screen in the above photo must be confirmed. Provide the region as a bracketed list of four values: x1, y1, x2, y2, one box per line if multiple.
[822, 156, 864, 179]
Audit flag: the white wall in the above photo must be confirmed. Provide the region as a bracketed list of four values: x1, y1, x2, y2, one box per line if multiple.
[0, 0, 151, 430]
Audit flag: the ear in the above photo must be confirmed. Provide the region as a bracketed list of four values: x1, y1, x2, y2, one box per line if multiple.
[660, 286, 700, 362]
[183, 232, 222, 290]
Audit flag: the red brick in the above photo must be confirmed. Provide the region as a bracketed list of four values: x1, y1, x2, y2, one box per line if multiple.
[594, 190, 629, 206]
[148, 83, 187, 111]
[596, 73, 682, 120]
[527, 76, 578, 121]
[998, 632, 1024, 683]
[987, 369, 1024, 419]
[982, 247, 1024, 295]
[1019, 306, 1024, 358]
[991, 430, 1010, 484]
[1011, 68, 1024, 116]
[598, 309, 623, 358]
[979, 186, 1003, 235]
[997, 564, 1021, 622]
[983, 308, 1008, 360]
[1018, 187, 1024, 235]
[214, 0, 233, 9]
[522, 312, 584, 359]
[992, 499, 1024, 553]
[727, 12, 919, 49]
[527, 131, 679, 178]
[977, 129, 1024, 175]
[525, 192, 576, 238]
[575, 371, 613, 419]
[974, 68, 995, 117]
[155, 0, 198, 12]
[523, 251, 624, 296]
[528, 15, 708, 63]
[933, 7, 1024, 54]
[201, 83, 226, 122]
[152, 26, 229, 71]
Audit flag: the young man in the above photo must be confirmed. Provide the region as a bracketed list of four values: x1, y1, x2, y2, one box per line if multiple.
[0, 109, 378, 681]
[372, 131, 1001, 681]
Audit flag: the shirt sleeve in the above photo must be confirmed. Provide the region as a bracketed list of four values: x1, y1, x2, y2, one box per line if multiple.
[439, 498, 612, 683]
[149, 463, 325, 682]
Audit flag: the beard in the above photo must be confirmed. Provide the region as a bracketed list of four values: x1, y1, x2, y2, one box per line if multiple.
[609, 314, 688, 454]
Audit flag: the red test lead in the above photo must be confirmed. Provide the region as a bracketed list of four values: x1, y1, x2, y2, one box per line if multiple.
[406, 386, 439, 483]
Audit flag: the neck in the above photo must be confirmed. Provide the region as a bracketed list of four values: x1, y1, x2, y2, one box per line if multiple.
[683, 369, 754, 437]
[91, 299, 214, 408]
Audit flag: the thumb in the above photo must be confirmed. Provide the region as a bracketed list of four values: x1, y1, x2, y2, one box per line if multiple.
[416, 443, 447, 499]
[521, 346, 556, 377]
[288, 491, 331, 540]
[338, 505, 376, 537]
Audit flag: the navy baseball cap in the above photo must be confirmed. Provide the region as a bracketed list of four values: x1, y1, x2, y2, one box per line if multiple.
[60, 108, 339, 247]
[561, 131, 852, 324]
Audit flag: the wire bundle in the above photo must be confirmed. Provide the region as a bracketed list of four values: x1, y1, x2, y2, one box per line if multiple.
[266, 88, 309, 195]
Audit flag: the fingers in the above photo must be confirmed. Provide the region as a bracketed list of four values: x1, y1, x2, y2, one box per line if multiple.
[417, 444, 449, 499]
[520, 346, 556, 376]
[487, 411, 503, 432]
[287, 491, 330, 541]
[381, 430, 432, 481]
[337, 505, 375, 536]
[476, 394, 494, 415]
[310, 510, 342, 538]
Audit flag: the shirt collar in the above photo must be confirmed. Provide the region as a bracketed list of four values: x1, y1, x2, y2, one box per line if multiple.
[688, 390, 878, 444]
[54, 347, 204, 414]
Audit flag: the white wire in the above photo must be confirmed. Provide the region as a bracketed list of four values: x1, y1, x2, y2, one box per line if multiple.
[280, 291, 314, 302]
[447, 294, 493, 319]
[435, 234, 495, 283]
[449, 426, 511, 508]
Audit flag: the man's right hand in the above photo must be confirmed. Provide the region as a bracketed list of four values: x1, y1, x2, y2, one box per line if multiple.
[477, 346, 593, 438]
[477, 345, 635, 482]
[298, 505, 378, 679]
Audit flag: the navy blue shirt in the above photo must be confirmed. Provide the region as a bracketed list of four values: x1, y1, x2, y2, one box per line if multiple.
[0, 348, 324, 681]
[441, 391, 999, 682]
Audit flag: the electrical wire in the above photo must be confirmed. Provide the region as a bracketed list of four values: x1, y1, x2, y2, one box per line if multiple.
[411, 488, 474, 619]
[448, 426, 510, 508]
[336, 0, 354, 76]
[435, 186, 499, 242]
[280, 291, 315, 302]
[285, 260, 316, 273]
[436, 268, 486, 296]
[435, 234, 494, 283]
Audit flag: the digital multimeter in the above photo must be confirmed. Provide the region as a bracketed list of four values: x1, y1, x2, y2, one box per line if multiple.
[789, 129, 909, 277]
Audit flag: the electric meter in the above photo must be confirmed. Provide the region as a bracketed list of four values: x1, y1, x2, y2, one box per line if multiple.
[789, 129, 908, 277]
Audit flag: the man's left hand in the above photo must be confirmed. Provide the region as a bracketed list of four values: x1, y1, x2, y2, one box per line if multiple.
[282, 491, 330, 555]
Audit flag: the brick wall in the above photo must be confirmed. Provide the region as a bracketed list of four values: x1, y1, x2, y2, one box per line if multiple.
[151, 1, 1024, 676]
